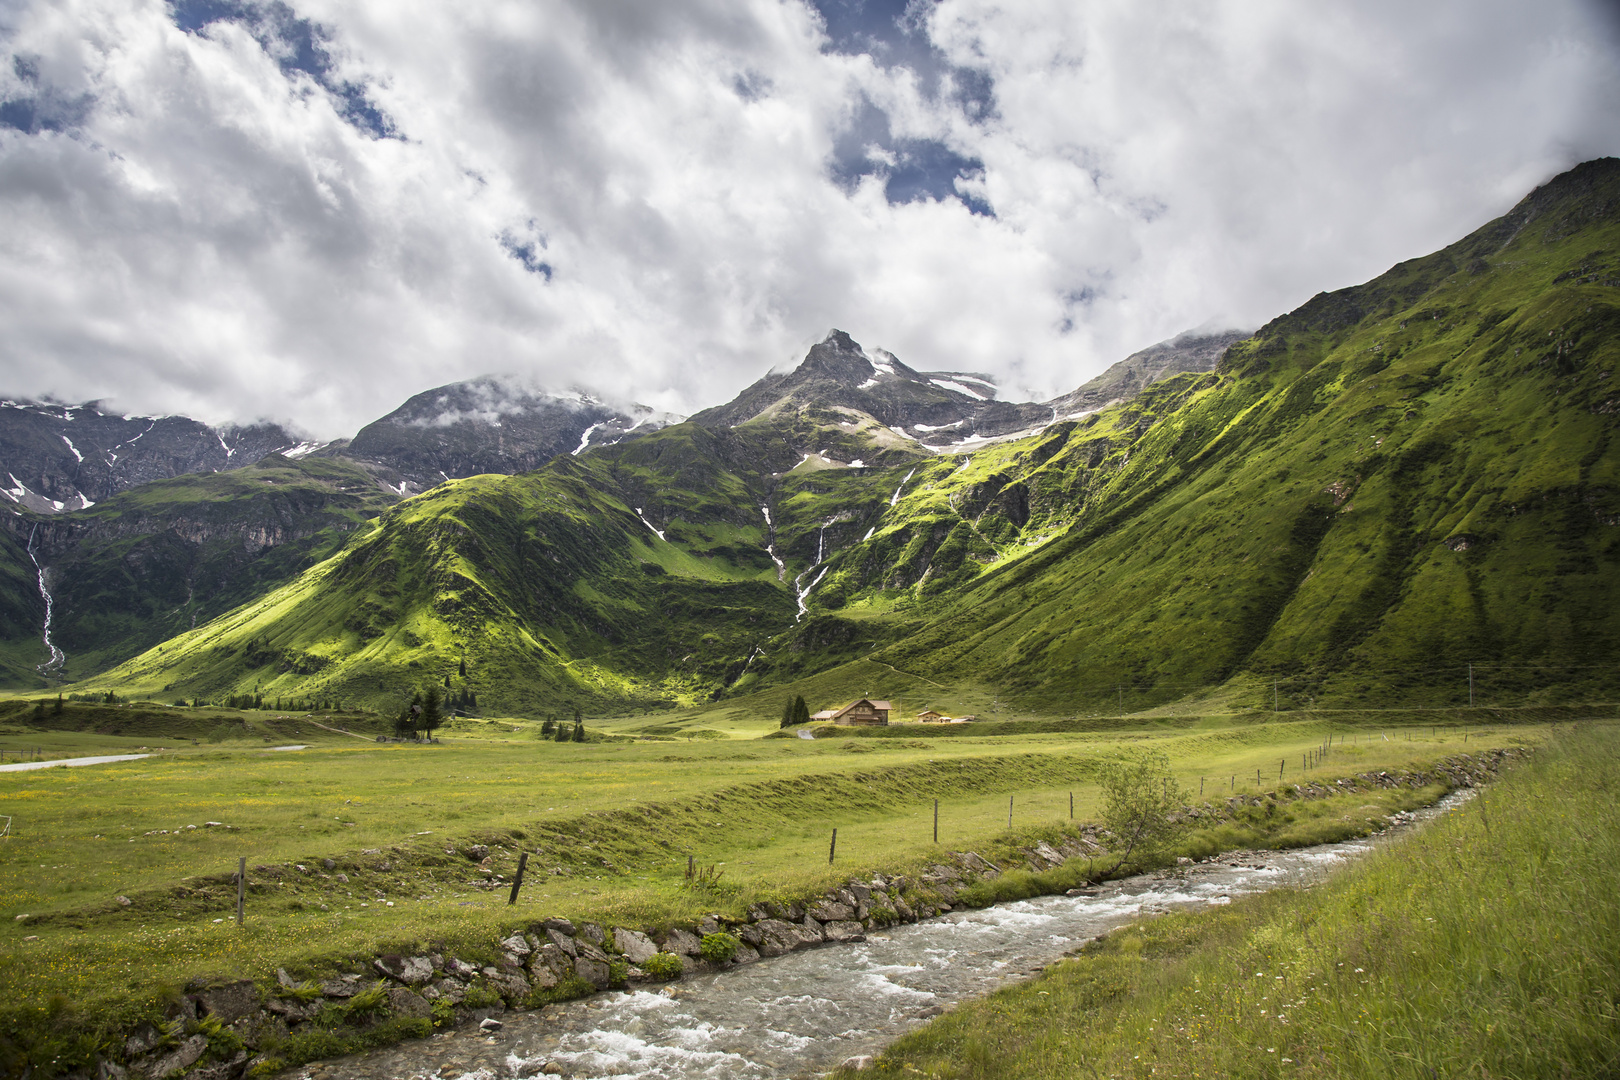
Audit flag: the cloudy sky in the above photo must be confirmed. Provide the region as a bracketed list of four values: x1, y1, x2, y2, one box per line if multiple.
[2, 0, 1618, 437]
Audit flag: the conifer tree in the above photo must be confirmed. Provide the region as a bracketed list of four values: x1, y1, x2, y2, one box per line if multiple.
[459, 657, 467, 678]
[554, 719, 570, 743]
[541, 717, 555, 736]
[794, 695, 810, 726]
[421, 686, 443, 740]
[572, 719, 586, 742]
[780, 699, 796, 728]
[52, 693, 63, 716]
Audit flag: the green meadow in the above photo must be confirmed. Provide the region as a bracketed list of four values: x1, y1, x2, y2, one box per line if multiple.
[838, 721, 1620, 1080]
[0, 695, 1568, 1071]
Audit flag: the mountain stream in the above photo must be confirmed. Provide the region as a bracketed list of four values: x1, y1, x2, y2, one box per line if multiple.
[307, 790, 1472, 1080]
[25, 524, 64, 674]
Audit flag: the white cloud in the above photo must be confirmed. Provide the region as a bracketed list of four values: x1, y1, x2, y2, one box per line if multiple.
[0, 0, 1616, 435]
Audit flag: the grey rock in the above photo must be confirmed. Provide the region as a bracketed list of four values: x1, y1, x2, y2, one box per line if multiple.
[737, 924, 763, 947]
[465, 844, 490, 861]
[500, 933, 533, 958]
[573, 956, 611, 988]
[576, 939, 612, 966]
[1034, 842, 1065, 867]
[479, 1017, 503, 1032]
[275, 969, 297, 990]
[733, 944, 761, 965]
[321, 974, 363, 998]
[96, 1060, 128, 1080]
[823, 920, 866, 943]
[374, 954, 434, 985]
[187, 1051, 248, 1080]
[385, 987, 432, 1019]
[540, 916, 576, 935]
[145, 1034, 207, 1079]
[528, 962, 559, 991]
[841, 1055, 876, 1071]
[265, 997, 320, 1022]
[430, 978, 466, 1003]
[697, 915, 724, 936]
[192, 979, 260, 1024]
[531, 943, 573, 982]
[664, 928, 703, 956]
[115, 895, 132, 908]
[546, 928, 578, 957]
[894, 896, 915, 921]
[444, 957, 479, 981]
[487, 971, 531, 1002]
[541, 1063, 564, 1076]
[752, 919, 820, 958]
[614, 928, 658, 964]
[123, 1025, 161, 1057]
[578, 921, 607, 947]
[745, 904, 771, 922]
[847, 883, 871, 904]
[323, 858, 336, 870]
[514, 1059, 545, 1078]
[807, 900, 854, 923]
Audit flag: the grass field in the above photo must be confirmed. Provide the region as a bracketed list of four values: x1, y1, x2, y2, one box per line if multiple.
[0, 697, 1581, 1076]
[836, 721, 1620, 1080]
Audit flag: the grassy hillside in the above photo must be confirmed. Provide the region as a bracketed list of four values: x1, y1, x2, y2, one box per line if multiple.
[838, 722, 1620, 1080]
[0, 455, 401, 688]
[773, 157, 1620, 711]
[45, 159, 1620, 717]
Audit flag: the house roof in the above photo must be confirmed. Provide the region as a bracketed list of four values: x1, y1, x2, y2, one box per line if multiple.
[830, 698, 892, 717]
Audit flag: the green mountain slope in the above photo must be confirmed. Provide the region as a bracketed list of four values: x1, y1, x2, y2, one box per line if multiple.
[797, 157, 1620, 710]
[0, 455, 400, 686]
[74, 159, 1620, 716]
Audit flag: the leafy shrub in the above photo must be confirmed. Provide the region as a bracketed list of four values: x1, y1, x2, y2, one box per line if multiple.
[607, 960, 629, 987]
[191, 1014, 245, 1059]
[429, 998, 455, 1029]
[342, 982, 391, 1023]
[700, 932, 739, 963]
[640, 952, 684, 981]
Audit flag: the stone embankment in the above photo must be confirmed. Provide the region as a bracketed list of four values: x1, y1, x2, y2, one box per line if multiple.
[86, 750, 1522, 1080]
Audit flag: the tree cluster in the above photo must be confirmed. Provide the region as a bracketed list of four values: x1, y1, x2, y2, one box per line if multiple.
[779, 695, 811, 728]
[393, 685, 447, 741]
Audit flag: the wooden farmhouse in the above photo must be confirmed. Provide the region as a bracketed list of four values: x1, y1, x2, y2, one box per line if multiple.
[813, 698, 893, 726]
[916, 709, 947, 723]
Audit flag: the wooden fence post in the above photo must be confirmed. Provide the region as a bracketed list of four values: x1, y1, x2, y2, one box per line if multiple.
[829, 828, 837, 865]
[1007, 795, 1013, 830]
[933, 799, 939, 843]
[236, 857, 246, 926]
[508, 852, 528, 905]
[1069, 791, 1074, 820]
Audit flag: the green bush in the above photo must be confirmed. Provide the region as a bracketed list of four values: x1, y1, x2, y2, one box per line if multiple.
[607, 960, 629, 987]
[700, 932, 739, 963]
[429, 997, 455, 1029]
[342, 983, 391, 1023]
[640, 952, 684, 981]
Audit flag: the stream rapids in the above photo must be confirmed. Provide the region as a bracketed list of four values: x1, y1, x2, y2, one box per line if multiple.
[300, 790, 1474, 1080]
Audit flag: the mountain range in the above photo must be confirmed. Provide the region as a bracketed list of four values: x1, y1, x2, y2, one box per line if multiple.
[2, 157, 1617, 716]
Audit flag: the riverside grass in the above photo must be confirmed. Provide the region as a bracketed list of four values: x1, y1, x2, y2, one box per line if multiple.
[839, 721, 1620, 1080]
[0, 705, 1538, 1077]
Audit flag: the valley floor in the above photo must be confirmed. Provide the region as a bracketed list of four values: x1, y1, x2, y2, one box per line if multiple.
[0, 699, 1593, 1077]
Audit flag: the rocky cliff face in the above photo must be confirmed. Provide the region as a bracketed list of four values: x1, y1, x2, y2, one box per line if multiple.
[340, 377, 680, 494]
[0, 400, 307, 512]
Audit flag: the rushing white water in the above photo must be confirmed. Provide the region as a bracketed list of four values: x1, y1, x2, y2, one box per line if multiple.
[761, 507, 787, 582]
[319, 792, 1472, 1080]
[889, 468, 917, 507]
[25, 525, 64, 674]
[634, 508, 666, 542]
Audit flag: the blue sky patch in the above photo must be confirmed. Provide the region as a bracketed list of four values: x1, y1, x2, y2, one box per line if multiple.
[829, 95, 991, 215]
[499, 230, 553, 280]
[169, 0, 397, 139]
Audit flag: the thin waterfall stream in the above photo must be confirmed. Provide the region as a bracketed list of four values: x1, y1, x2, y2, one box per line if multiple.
[310, 790, 1474, 1080]
[25, 524, 64, 674]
